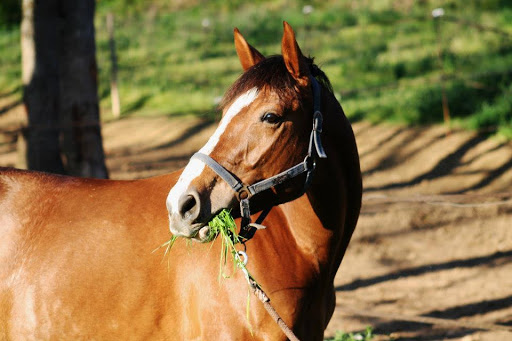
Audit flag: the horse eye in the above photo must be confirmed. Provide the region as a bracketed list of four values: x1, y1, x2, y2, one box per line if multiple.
[261, 112, 280, 124]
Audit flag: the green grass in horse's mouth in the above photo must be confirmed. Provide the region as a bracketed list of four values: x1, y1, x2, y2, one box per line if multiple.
[206, 209, 246, 280]
[203, 209, 238, 243]
[159, 209, 253, 282]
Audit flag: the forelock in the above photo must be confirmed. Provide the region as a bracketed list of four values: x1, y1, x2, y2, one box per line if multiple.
[220, 56, 297, 110]
[219, 55, 333, 111]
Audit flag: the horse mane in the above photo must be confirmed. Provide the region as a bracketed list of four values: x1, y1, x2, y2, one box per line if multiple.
[219, 55, 333, 111]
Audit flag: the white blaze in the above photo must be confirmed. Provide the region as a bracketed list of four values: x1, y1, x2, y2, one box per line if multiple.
[167, 88, 259, 214]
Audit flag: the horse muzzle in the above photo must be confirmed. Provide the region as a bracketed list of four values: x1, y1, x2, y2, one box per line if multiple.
[167, 188, 217, 241]
[167, 188, 198, 232]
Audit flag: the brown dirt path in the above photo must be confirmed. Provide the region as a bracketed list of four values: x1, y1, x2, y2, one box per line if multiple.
[326, 122, 512, 340]
[1, 101, 511, 340]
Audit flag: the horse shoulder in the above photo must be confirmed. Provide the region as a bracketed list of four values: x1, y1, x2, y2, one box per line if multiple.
[0, 168, 41, 338]
[0, 168, 182, 339]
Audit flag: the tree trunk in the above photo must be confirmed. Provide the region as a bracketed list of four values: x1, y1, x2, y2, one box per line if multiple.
[59, 0, 108, 178]
[20, 0, 108, 178]
[21, 0, 65, 174]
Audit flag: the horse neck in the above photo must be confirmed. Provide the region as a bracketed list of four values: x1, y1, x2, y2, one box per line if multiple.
[287, 94, 362, 280]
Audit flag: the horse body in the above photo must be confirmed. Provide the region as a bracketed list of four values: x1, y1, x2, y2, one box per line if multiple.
[0, 22, 361, 340]
[0, 170, 176, 339]
[0, 170, 355, 340]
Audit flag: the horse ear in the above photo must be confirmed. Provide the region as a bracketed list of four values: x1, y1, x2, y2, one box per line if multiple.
[281, 21, 310, 87]
[234, 28, 265, 71]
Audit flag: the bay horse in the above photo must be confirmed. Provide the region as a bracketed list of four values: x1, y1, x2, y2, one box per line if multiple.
[0, 22, 361, 340]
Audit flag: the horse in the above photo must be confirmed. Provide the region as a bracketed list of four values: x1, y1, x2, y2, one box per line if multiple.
[0, 22, 361, 340]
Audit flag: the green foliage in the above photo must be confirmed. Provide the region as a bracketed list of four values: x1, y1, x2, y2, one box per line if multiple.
[466, 83, 512, 130]
[1, 0, 511, 137]
[325, 327, 374, 341]
[0, 26, 21, 94]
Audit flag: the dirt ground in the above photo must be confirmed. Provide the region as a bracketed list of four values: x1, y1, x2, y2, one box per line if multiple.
[1, 97, 511, 340]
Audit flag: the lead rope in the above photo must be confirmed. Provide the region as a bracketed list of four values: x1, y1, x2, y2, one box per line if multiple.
[237, 251, 301, 341]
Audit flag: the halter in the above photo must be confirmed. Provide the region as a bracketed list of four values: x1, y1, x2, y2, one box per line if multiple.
[191, 77, 327, 241]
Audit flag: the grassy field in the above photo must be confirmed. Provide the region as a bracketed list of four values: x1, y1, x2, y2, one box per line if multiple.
[1, 0, 512, 137]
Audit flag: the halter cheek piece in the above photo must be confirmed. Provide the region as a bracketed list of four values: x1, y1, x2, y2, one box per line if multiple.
[191, 77, 327, 241]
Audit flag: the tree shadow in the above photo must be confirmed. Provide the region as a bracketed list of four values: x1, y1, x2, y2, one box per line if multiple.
[121, 94, 152, 115]
[151, 116, 215, 152]
[107, 116, 215, 159]
[458, 141, 508, 166]
[457, 158, 512, 193]
[425, 295, 512, 320]
[359, 127, 407, 158]
[346, 110, 365, 124]
[336, 250, 512, 291]
[351, 121, 375, 137]
[363, 129, 446, 176]
[355, 213, 478, 246]
[369, 294, 512, 340]
[0, 86, 21, 99]
[364, 134, 489, 192]
[0, 99, 22, 116]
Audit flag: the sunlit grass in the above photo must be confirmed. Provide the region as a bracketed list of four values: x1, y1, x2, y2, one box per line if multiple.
[0, 27, 21, 94]
[1, 1, 511, 136]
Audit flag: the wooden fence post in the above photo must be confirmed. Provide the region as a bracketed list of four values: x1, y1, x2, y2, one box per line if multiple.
[107, 12, 121, 118]
[432, 8, 451, 132]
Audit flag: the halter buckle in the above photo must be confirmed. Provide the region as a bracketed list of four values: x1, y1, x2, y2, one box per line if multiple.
[313, 111, 323, 133]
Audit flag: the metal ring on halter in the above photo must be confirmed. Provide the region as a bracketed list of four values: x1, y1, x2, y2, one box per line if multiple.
[237, 251, 253, 286]
[237, 250, 249, 266]
[236, 186, 252, 201]
[304, 154, 316, 171]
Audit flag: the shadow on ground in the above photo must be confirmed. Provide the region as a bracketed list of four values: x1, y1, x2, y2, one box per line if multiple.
[336, 250, 512, 292]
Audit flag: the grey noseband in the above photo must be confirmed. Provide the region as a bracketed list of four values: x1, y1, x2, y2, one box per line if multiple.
[192, 77, 327, 241]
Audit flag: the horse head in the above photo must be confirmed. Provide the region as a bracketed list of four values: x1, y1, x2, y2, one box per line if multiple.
[166, 22, 328, 240]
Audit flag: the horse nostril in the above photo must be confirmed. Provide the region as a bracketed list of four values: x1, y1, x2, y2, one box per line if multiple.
[179, 193, 199, 221]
